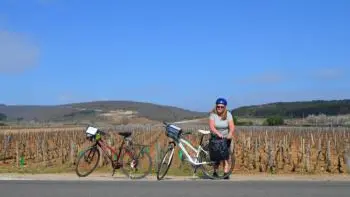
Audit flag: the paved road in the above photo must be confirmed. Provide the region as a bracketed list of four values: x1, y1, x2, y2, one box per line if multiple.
[1, 180, 350, 197]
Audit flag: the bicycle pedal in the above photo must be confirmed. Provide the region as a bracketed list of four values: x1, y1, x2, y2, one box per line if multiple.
[112, 162, 122, 169]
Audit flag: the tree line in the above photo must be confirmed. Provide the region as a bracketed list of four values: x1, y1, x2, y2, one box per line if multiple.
[232, 99, 350, 118]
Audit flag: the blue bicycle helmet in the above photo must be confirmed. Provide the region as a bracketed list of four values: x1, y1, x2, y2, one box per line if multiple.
[216, 98, 227, 106]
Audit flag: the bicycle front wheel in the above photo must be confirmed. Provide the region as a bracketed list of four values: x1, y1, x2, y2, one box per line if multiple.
[120, 147, 153, 179]
[75, 146, 100, 177]
[156, 144, 175, 180]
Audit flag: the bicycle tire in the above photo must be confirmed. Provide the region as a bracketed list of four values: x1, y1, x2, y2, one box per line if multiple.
[156, 144, 175, 180]
[120, 147, 153, 179]
[198, 142, 235, 180]
[75, 146, 100, 177]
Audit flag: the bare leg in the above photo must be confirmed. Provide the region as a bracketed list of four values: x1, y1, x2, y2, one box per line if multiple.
[224, 159, 230, 172]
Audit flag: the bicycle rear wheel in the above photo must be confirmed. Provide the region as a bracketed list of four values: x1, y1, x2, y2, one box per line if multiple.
[156, 144, 175, 180]
[198, 142, 235, 179]
[120, 146, 152, 179]
[75, 146, 100, 177]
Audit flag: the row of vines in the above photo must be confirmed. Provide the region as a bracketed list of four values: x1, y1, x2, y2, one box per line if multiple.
[1, 125, 350, 174]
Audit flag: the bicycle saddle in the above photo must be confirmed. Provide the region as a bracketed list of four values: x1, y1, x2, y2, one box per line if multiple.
[118, 132, 132, 138]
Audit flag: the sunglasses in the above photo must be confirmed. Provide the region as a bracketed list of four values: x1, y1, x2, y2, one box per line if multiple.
[216, 105, 225, 109]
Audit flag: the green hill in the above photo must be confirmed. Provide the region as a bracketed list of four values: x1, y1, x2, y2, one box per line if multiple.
[0, 100, 207, 123]
[232, 99, 350, 118]
[2, 99, 350, 126]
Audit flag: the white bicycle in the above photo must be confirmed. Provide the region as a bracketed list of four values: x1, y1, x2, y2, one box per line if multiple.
[156, 122, 235, 180]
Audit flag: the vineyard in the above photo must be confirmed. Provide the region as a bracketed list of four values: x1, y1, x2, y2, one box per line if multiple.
[0, 124, 350, 175]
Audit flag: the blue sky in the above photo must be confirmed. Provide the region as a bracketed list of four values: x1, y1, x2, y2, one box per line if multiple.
[0, 0, 349, 112]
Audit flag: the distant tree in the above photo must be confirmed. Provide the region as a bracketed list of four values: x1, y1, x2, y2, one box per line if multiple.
[232, 99, 350, 118]
[263, 116, 284, 126]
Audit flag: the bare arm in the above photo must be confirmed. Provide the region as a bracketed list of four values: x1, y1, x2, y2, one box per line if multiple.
[227, 112, 235, 139]
[228, 119, 235, 138]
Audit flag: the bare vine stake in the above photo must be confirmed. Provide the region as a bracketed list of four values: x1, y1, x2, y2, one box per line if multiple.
[150, 127, 153, 145]
[300, 136, 303, 165]
[247, 136, 251, 167]
[248, 137, 251, 151]
[332, 128, 335, 145]
[70, 140, 75, 165]
[265, 132, 268, 152]
[42, 133, 45, 165]
[277, 140, 282, 170]
[243, 134, 246, 148]
[301, 137, 305, 172]
[306, 142, 311, 172]
[36, 136, 40, 162]
[345, 140, 350, 173]
[61, 138, 64, 164]
[142, 130, 145, 145]
[2, 134, 8, 163]
[241, 138, 245, 166]
[268, 140, 274, 173]
[24, 134, 29, 161]
[318, 138, 322, 153]
[327, 140, 331, 172]
[333, 129, 337, 150]
[254, 138, 258, 169]
[16, 140, 19, 168]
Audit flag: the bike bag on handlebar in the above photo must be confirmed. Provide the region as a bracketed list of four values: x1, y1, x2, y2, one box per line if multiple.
[165, 124, 182, 141]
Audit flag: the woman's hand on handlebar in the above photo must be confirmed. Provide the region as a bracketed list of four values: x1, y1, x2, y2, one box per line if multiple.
[216, 133, 224, 138]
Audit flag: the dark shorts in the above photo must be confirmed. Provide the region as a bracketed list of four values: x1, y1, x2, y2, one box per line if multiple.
[226, 138, 231, 147]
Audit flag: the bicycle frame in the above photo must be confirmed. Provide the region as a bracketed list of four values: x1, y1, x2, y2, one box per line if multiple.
[94, 137, 132, 163]
[170, 134, 214, 166]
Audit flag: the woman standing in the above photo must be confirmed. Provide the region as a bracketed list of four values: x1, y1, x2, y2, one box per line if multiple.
[209, 97, 235, 179]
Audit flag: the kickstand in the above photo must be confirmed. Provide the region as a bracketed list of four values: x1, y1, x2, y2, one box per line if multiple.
[192, 165, 198, 179]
